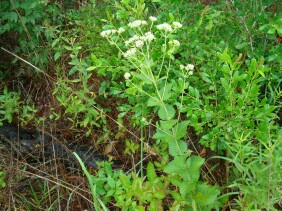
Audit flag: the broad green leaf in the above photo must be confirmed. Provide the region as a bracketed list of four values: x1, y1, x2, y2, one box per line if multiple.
[160, 83, 172, 101]
[185, 156, 205, 182]
[159, 119, 178, 130]
[179, 182, 196, 198]
[126, 87, 138, 95]
[164, 155, 204, 182]
[194, 183, 220, 206]
[158, 104, 175, 120]
[152, 130, 173, 141]
[168, 139, 187, 157]
[164, 155, 187, 175]
[147, 97, 160, 107]
[173, 121, 189, 140]
[135, 73, 153, 84]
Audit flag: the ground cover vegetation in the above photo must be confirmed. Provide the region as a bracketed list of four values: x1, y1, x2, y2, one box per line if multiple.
[0, 0, 281, 210]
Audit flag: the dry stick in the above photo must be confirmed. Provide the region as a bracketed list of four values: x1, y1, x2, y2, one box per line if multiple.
[19, 162, 94, 204]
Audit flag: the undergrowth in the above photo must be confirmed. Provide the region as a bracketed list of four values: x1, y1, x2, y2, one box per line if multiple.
[0, 0, 281, 210]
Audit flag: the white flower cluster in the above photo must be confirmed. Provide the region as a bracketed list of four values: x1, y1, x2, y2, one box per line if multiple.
[100, 29, 117, 38]
[118, 27, 125, 34]
[123, 48, 137, 58]
[156, 23, 173, 32]
[180, 64, 195, 75]
[135, 40, 144, 48]
[169, 40, 180, 47]
[172, 21, 183, 29]
[124, 72, 131, 80]
[149, 16, 157, 22]
[128, 20, 147, 28]
[125, 32, 155, 47]
[125, 35, 140, 46]
[141, 32, 155, 42]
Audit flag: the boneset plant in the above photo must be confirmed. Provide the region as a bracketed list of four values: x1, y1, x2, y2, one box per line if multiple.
[90, 17, 221, 209]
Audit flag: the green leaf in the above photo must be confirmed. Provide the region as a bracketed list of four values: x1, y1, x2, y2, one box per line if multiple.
[159, 119, 178, 130]
[51, 38, 60, 48]
[54, 51, 61, 61]
[160, 83, 172, 101]
[135, 73, 153, 84]
[168, 140, 187, 157]
[233, 73, 247, 82]
[170, 191, 182, 201]
[104, 162, 113, 177]
[164, 155, 204, 182]
[91, 53, 98, 64]
[147, 97, 160, 107]
[277, 27, 282, 37]
[87, 66, 97, 71]
[217, 49, 232, 65]
[152, 130, 173, 141]
[164, 156, 187, 175]
[9, 11, 18, 22]
[154, 191, 166, 199]
[194, 183, 220, 206]
[119, 174, 131, 188]
[69, 66, 77, 75]
[179, 182, 196, 198]
[220, 78, 229, 91]
[147, 162, 157, 182]
[173, 121, 189, 140]
[235, 42, 247, 50]
[116, 10, 129, 19]
[158, 104, 175, 120]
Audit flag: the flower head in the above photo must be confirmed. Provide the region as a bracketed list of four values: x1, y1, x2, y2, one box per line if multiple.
[186, 64, 194, 71]
[128, 20, 147, 28]
[135, 40, 144, 48]
[180, 64, 195, 72]
[100, 29, 117, 38]
[149, 16, 157, 22]
[125, 35, 140, 46]
[172, 21, 183, 29]
[124, 72, 131, 80]
[141, 32, 155, 42]
[156, 23, 173, 32]
[118, 27, 125, 34]
[123, 48, 137, 58]
[169, 40, 180, 47]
